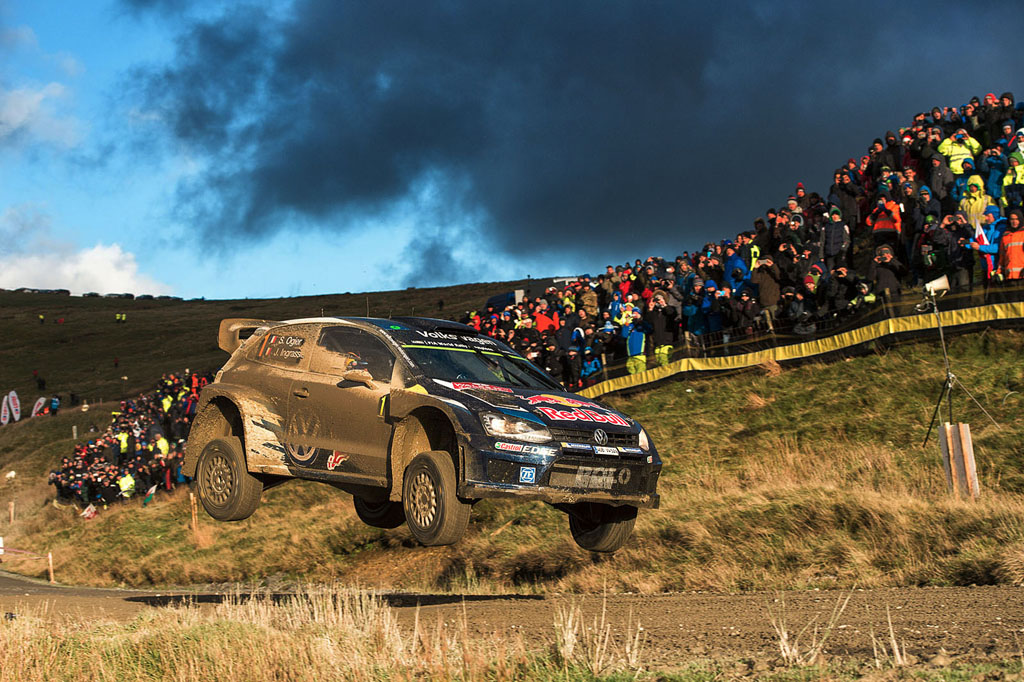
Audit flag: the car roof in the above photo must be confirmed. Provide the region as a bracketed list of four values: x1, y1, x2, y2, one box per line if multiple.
[278, 316, 476, 335]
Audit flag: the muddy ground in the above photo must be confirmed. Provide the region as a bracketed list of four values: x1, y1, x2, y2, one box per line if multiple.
[2, 571, 1023, 669]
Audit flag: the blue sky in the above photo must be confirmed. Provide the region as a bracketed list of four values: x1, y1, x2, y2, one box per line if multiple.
[2, 1, 1022, 299]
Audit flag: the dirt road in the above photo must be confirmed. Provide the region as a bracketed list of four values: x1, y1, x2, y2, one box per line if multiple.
[2, 571, 1022, 666]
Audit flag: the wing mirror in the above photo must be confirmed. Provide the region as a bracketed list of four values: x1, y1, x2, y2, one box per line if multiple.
[340, 368, 376, 388]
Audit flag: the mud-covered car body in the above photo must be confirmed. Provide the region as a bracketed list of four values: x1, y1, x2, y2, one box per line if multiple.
[185, 316, 660, 548]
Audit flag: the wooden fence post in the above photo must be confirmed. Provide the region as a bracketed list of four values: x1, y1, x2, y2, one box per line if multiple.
[47, 551, 55, 584]
[7, 500, 12, 524]
[938, 423, 980, 500]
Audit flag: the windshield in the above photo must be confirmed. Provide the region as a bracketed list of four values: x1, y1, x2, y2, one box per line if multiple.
[401, 345, 562, 390]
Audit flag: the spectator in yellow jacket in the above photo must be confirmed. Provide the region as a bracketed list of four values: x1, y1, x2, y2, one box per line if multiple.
[937, 129, 983, 175]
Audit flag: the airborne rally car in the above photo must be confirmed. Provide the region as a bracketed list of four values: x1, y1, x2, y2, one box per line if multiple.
[184, 317, 661, 552]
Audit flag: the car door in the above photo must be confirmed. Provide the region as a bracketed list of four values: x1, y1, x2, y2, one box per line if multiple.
[244, 324, 318, 466]
[292, 325, 395, 486]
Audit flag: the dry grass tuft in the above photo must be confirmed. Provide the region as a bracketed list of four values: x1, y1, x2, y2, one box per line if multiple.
[759, 359, 783, 377]
[746, 392, 774, 409]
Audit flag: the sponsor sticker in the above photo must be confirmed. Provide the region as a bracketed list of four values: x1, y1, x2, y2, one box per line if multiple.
[518, 466, 536, 484]
[495, 442, 556, 456]
[594, 446, 619, 456]
[452, 382, 515, 393]
[326, 451, 348, 471]
[618, 446, 644, 454]
[560, 442, 593, 452]
[524, 394, 595, 408]
[534, 406, 630, 427]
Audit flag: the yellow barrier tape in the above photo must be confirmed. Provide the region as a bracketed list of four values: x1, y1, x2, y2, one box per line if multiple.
[579, 301, 1024, 398]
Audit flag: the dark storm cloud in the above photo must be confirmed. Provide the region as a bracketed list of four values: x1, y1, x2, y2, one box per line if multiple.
[126, 0, 1023, 283]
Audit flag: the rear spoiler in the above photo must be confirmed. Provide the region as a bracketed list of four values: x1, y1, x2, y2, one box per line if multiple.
[218, 318, 278, 354]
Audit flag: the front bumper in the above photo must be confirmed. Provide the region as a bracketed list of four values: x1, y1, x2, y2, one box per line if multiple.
[459, 437, 662, 509]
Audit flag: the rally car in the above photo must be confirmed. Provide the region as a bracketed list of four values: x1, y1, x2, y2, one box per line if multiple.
[184, 316, 661, 552]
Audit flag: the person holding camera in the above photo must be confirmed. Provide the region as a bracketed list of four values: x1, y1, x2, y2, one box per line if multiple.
[867, 245, 906, 302]
[645, 295, 678, 368]
[937, 128, 982, 176]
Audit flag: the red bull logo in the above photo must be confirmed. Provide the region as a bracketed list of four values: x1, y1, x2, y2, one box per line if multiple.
[534, 406, 630, 427]
[525, 394, 594, 408]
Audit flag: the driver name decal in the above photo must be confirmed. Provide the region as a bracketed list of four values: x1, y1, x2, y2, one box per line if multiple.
[452, 382, 514, 393]
[534, 406, 630, 427]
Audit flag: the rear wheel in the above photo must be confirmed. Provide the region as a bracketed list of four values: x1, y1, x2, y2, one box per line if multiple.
[196, 436, 262, 521]
[402, 451, 470, 546]
[353, 497, 406, 529]
[567, 503, 637, 553]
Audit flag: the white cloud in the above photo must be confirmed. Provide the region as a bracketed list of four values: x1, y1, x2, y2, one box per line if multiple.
[0, 204, 172, 296]
[0, 25, 38, 49]
[0, 82, 81, 148]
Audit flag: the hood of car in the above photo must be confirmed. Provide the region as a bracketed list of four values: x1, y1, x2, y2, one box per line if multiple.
[427, 380, 636, 431]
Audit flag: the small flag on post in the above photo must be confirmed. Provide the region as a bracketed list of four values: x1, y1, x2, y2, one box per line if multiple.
[142, 485, 158, 506]
[79, 504, 97, 520]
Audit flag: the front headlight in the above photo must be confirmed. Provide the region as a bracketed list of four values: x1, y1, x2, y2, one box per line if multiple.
[480, 412, 553, 443]
[638, 428, 651, 451]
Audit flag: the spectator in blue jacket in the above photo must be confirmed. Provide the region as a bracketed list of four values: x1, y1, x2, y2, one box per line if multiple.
[970, 205, 1006, 286]
[621, 309, 651, 375]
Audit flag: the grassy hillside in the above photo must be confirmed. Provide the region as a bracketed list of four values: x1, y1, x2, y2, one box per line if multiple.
[2, 318, 1023, 592]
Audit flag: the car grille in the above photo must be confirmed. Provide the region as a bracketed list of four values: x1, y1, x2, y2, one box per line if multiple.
[548, 427, 639, 447]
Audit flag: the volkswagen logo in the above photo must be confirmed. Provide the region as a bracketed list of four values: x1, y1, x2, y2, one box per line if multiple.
[593, 429, 608, 446]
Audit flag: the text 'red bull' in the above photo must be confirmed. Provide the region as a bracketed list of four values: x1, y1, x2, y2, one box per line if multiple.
[534, 406, 630, 427]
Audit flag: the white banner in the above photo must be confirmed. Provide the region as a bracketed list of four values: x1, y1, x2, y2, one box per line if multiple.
[31, 396, 46, 418]
[8, 391, 20, 422]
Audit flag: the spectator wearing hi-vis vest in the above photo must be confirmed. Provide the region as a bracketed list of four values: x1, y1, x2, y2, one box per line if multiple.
[154, 433, 170, 457]
[866, 190, 901, 253]
[997, 209, 1024, 280]
[937, 128, 983, 175]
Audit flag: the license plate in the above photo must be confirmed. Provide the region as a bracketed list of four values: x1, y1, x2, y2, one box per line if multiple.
[573, 465, 615, 489]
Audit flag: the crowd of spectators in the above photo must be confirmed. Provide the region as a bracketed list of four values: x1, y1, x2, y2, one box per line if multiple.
[48, 372, 211, 511]
[462, 91, 1024, 386]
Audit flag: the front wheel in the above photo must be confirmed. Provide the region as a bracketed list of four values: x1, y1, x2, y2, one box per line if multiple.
[353, 496, 406, 529]
[567, 503, 637, 553]
[402, 451, 470, 546]
[196, 436, 263, 521]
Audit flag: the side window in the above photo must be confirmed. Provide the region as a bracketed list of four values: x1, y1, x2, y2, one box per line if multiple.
[310, 327, 395, 382]
[248, 326, 313, 367]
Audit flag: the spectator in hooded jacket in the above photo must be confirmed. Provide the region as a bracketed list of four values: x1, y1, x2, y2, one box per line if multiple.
[867, 246, 906, 301]
[959, 175, 995, 228]
[621, 309, 650, 375]
[645, 294, 678, 367]
[970, 206, 1006, 287]
[938, 128, 983, 175]
[1002, 152, 1024, 209]
[822, 208, 850, 272]
[927, 155, 956, 211]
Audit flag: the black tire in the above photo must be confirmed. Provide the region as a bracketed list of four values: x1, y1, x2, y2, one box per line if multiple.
[402, 451, 470, 546]
[353, 497, 406, 529]
[196, 436, 263, 521]
[567, 503, 638, 553]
